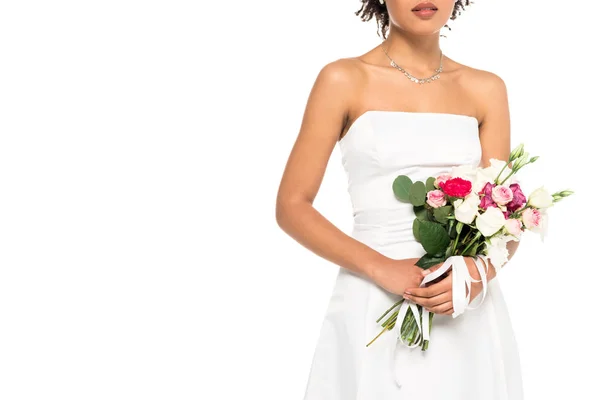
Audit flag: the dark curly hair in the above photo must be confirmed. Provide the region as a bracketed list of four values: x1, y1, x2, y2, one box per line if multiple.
[356, 1, 472, 39]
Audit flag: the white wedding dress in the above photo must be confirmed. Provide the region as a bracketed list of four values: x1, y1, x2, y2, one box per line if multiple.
[303, 111, 523, 400]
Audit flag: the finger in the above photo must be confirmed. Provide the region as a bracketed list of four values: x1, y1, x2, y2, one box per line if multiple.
[421, 262, 443, 276]
[404, 291, 452, 308]
[406, 274, 452, 298]
[425, 301, 453, 315]
[424, 270, 451, 286]
[440, 304, 454, 315]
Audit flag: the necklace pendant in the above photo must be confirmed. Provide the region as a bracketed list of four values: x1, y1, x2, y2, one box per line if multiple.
[382, 44, 443, 85]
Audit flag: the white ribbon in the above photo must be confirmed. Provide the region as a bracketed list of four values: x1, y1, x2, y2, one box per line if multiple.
[394, 255, 491, 347]
[392, 255, 492, 387]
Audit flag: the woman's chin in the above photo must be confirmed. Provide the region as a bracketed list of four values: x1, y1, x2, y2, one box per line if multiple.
[405, 27, 444, 36]
[395, 23, 445, 37]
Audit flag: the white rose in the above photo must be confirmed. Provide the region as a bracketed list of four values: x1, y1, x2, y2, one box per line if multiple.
[485, 236, 510, 269]
[528, 187, 554, 209]
[472, 173, 489, 194]
[476, 207, 506, 237]
[450, 165, 477, 182]
[476, 159, 515, 190]
[453, 193, 480, 224]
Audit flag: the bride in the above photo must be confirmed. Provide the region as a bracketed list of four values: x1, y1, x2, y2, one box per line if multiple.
[275, 1, 523, 399]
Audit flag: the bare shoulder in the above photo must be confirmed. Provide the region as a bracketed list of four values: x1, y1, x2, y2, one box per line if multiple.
[307, 57, 368, 132]
[312, 57, 365, 93]
[471, 68, 506, 93]
[444, 59, 510, 121]
[457, 63, 508, 98]
[451, 62, 510, 160]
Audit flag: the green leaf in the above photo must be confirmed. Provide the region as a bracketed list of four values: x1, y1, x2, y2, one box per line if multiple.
[412, 219, 421, 242]
[409, 181, 427, 207]
[418, 220, 451, 255]
[413, 206, 428, 221]
[416, 254, 446, 269]
[433, 206, 452, 224]
[456, 221, 464, 236]
[427, 208, 435, 222]
[393, 175, 413, 202]
[445, 246, 454, 258]
[425, 177, 436, 192]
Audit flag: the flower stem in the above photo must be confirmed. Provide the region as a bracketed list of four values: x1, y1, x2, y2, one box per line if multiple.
[366, 324, 392, 347]
[511, 204, 532, 219]
[461, 231, 482, 255]
[381, 311, 398, 330]
[376, 299, 403, 324]
[405, 320, 417, 345]
[499, 168, 518, 186]
[451, 225, 462, 254]
[494, 162, 509, 184]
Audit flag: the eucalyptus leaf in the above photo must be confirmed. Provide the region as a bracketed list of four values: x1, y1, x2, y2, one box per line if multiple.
[414, 206, 428, 221]
[418, 220, 451, 255]
[412, 219, 421, 242]
[409, 181, 427, 207]
[425, 177, 436, 192]
[433, 206, 453, 224]
[393, 175, 413, 202]
[427, 208, 435, 221]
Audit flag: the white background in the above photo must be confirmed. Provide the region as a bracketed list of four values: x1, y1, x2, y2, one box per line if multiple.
[0, 1, 597, 399]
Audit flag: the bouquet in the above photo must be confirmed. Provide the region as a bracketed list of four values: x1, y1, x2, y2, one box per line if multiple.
[366, 143, 573, 351]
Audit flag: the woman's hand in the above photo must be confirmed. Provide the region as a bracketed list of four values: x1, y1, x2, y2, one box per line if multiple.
[370, 257, 425, 297]
[402, 257, 497, 315]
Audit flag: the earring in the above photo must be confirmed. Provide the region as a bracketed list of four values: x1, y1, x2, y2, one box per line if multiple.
[379, 0, 385, 4]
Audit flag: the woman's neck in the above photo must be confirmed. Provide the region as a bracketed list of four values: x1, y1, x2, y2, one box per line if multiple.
[382, 26, 443, 73]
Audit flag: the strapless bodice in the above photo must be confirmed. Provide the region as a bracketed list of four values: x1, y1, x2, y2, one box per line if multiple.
[338, 110, 481, 256]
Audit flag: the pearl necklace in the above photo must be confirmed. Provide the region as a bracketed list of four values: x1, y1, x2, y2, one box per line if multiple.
[381, 45, 444, 84]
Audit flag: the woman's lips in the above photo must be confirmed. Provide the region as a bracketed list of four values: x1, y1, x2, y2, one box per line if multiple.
[413, 8, 437, 18]
[412, 2, 438, 19]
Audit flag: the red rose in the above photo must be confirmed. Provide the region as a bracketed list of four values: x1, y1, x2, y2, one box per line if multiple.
[439, 177, 472, 198]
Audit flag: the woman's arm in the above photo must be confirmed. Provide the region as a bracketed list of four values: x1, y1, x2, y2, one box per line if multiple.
[477, 71, 521, 266]
[404, 70, 519, 313]
[276, 60, 423, 294]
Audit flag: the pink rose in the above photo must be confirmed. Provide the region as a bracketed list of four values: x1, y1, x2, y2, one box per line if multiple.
[480, 196, 496, 210]
[440, 177, 472, 198]
[479, 182, 497, 210]
[479, 182, 494, 197]
[506, 183, 526, 212]
[492, 185, 514, 206]
[434, 174, 453, 189]
[522, 208, 542, 229]
[504, 218, 523, 238]
[426, 190, 447, 208]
